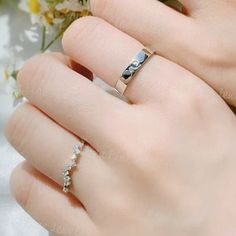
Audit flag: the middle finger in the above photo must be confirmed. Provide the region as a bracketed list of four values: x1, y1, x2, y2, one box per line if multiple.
[17, 53, 127, 153]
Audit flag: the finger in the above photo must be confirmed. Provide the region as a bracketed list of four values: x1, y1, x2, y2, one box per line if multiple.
[90, 0, 236, 108]
[89, 0, 200, 74]
[11, 162, 98, 236]
[17, 52, 127, 152]
[63, 16, 162, 103]
[62, 16, 204, 105]
[90, 0, 194, 55]
[5, 103, 113, 210]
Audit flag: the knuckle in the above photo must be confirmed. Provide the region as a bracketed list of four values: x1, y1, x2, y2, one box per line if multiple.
[185, 90, 203, 107]
[173, 87, 217, 122]
[175, 93, 203, 117]
[200, 46, 232, 68]
[5, 103, 36, 153]
[106, 194, 133, 218]
[194, 30, 236, 69]
[62, 16, 101, 53]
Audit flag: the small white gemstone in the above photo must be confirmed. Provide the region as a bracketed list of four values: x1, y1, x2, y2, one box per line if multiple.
[71, 154, 78, 161]
[63, 170, 69, 176]
[73, 145, 80, 155]
[71, 161, 77, 167]
[64, 164, 71, 172]
[64, 176, 71, 181]
[75, 150, 81, 156]
[63, 187, 68, 193]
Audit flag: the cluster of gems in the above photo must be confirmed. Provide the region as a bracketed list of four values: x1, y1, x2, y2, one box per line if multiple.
[63, 141, 84, 193]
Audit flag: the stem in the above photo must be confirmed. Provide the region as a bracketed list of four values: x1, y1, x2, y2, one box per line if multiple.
[40, 26, 46, 52]
[41, 29, 64, 53]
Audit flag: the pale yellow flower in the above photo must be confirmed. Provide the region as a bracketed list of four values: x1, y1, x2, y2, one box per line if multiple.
[28, 0, 40, 14]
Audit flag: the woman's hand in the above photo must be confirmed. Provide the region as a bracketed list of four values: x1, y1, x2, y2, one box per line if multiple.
[90, 0, 236, 106]
[5, 12, 236, 236]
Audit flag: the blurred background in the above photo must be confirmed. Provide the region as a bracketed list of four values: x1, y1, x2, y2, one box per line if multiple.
[0, 1, 48, 235]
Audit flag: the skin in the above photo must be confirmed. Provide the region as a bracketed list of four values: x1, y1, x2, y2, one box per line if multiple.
[89, 0, 236, 106]
[5, 1, 236, 235]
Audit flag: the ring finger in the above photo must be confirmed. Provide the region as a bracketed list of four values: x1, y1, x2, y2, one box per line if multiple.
[5, 103, 113, 213]
[62, 16, 168, 103]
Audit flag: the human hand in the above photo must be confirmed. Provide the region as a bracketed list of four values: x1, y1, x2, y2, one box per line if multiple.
[90, 0, 236, 106]
[5, 10, 236, 236]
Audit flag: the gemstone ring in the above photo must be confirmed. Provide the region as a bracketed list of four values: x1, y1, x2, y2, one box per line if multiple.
[62, 140, 85, 193]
